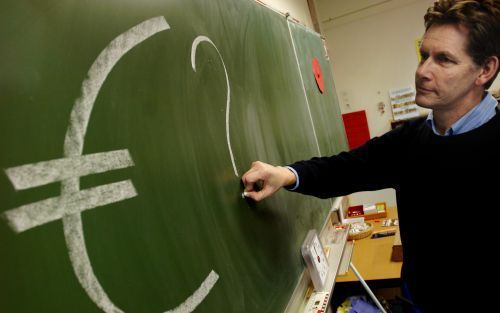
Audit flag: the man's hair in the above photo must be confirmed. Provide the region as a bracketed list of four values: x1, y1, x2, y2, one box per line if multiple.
[424, 0, 500, 88]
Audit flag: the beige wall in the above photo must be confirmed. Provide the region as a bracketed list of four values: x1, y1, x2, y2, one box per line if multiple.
[259, 0, 500, 136]
[316, 0, 500, 137]
[318, 0, 433, 136]
[257, 0, 314, 29]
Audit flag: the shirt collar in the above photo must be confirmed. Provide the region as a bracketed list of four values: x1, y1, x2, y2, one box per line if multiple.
[426, 92, 498, 136]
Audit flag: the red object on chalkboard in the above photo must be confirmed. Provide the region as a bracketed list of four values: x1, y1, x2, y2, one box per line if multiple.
[342, 110, 370, 150]
[312, 57, 324, 93]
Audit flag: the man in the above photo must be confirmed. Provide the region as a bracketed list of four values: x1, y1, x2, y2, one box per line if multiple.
[242, 0, 499, 312]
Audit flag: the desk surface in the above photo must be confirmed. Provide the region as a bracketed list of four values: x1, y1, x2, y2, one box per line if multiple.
[337, 206, 402, 282]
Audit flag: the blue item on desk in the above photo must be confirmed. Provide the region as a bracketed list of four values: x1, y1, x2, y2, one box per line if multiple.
[371, 230, 396, 239]
[349, 296, 379, 313]
[337, 296, 380, 313]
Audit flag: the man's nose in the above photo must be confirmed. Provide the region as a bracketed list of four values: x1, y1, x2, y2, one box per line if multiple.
[416, 58, 432, 80]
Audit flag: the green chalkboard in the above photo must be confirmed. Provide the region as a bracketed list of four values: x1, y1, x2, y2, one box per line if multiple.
[0, 0, 348, 312]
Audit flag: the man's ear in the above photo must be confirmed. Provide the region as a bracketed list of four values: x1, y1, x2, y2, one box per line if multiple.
[476, 56, 499, 87]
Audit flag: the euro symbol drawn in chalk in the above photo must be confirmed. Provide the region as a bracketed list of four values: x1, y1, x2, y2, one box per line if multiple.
[2, 16, 218, 313]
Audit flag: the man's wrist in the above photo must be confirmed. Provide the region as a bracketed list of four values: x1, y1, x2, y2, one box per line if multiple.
[282, 166, 299, 190]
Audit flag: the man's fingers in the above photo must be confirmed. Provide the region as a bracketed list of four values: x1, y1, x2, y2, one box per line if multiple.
[242, 168, 263, 191]
[244, 189, 267, 202]
[243, 190, 260, 201]
[244, 185, 276, 202]
[241, 161, 282, 201]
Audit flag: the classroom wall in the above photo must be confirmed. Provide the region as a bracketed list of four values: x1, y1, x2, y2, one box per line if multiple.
[317, 0, 500, 137]
[315, 0, 500, 206]
[317, 0, 432, 137]
[258, 0, 314, 29]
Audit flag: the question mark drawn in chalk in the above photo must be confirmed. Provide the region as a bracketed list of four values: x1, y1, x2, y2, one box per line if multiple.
[2, 16, 219, 313]
[191, 35, 238, 177]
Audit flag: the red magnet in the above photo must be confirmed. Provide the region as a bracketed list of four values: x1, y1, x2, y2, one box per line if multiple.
[312, 57, 324, 93]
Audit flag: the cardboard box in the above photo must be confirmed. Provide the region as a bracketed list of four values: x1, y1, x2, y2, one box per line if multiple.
[346, 202, 387, 221]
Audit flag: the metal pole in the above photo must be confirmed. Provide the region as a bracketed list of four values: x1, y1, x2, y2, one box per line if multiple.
[349, 262, 387, 313]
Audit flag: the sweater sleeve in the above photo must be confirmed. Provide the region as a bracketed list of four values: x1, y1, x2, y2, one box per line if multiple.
[287, 125, 408, 199]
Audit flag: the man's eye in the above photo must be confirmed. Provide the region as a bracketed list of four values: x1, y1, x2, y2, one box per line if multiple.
[437, 55, 453, 63]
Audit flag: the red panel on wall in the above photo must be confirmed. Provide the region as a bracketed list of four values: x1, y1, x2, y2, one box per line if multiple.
[342, 110, 370, 150]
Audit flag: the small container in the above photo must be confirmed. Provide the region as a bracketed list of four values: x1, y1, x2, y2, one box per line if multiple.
[347, 222, 373, 241]
[301, 229, 329, 291]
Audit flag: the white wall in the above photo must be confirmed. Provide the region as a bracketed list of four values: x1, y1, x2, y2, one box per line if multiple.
[317, 0, 433, 136]
[348, 188, 397, 208]
[257, 0, 314, 29]
[258, 0, 500, 134]
[316, 0, 500, 137]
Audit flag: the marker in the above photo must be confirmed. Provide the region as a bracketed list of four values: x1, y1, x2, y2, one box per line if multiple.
[371, 230, 396, 239]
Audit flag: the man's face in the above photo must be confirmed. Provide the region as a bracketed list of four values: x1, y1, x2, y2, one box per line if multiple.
[415, 23, 483, 112]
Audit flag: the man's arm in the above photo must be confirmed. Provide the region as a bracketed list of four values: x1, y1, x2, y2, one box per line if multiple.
[241, 124, 409, 202]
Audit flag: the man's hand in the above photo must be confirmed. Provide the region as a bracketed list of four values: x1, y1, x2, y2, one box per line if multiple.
[241, 161, 296, 201]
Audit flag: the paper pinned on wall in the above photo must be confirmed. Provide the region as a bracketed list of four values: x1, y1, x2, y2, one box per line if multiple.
[389, 86, 419, 121]
[415, 37, 422, 63]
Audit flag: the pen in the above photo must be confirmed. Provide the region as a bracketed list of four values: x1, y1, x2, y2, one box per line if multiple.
[371, 230, 396, 239]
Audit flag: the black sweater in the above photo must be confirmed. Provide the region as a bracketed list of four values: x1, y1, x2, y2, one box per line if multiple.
[289, 110, 500, 312]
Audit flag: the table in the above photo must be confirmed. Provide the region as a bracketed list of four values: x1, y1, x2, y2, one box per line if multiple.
[337, 206, 402, 282]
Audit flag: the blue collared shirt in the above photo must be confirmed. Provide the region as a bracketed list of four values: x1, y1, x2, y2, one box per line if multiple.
[285, 166, 299, 191]
[426, 92, 498, 136]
